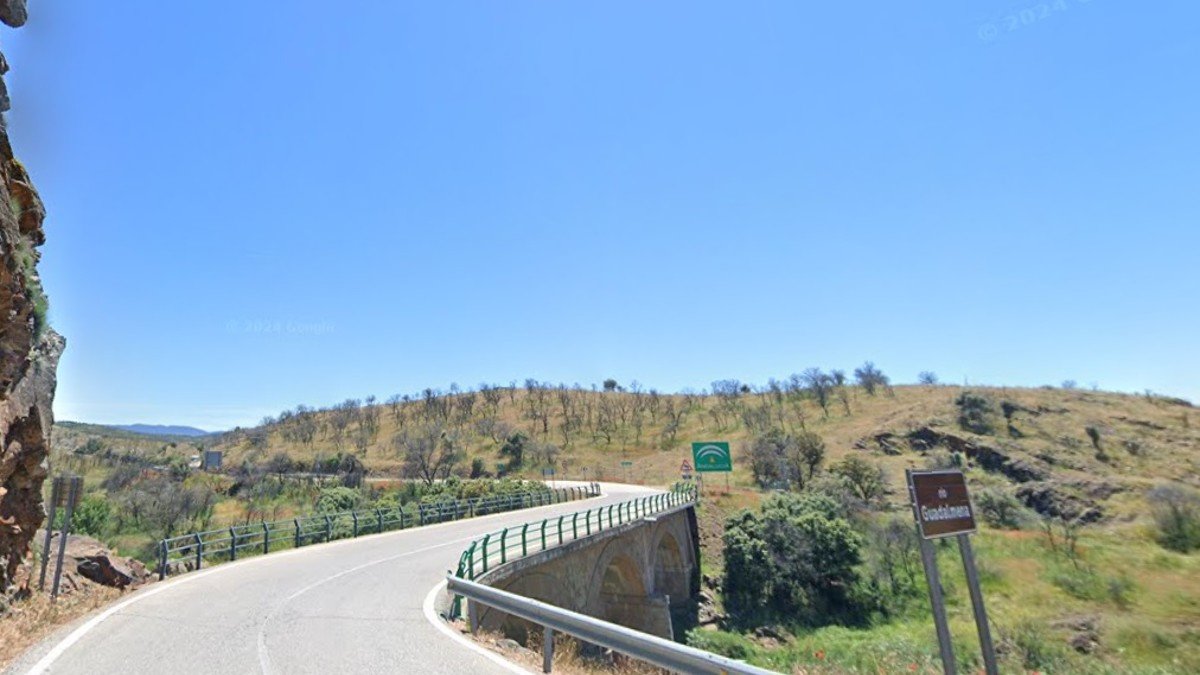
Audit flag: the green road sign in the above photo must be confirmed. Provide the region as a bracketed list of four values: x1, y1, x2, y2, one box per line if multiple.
[692, 442, 732, 472]
[620, 460, 633, 467]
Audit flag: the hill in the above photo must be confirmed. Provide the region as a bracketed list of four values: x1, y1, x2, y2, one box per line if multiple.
[46, 378, 1200, 672]
[167, 380, 1197, 523]
[110, 424, 210, 438]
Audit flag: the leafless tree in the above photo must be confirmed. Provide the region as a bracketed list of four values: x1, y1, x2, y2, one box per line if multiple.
[396, 423, 462, 485]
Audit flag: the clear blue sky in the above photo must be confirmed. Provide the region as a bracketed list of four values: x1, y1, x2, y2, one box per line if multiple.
[6, 1, 1198, 430]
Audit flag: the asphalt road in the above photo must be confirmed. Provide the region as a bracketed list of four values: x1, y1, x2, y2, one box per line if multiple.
[9, 482, 656, 675]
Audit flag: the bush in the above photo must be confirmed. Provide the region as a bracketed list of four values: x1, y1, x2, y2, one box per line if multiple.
[1147, 484, 1200, 552]
[469, 458, 488, 478]
[1007, 620, 1068, 671]
[315, 486, 363, 513]
[955, 391, 996, 435]
[974, 487, 1027, 529]
[746, 428, 825, 491]
[722, 493, 866, 627]
[54, 494, 112, 538]
[829, 457, 887, 506]
[685, 629, 756, 660]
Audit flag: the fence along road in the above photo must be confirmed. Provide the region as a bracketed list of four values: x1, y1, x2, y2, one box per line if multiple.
[8, 482, 655, 675]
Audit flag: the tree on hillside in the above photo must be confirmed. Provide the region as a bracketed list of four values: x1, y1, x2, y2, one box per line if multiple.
[498, 431, 528, 472]
[265, 452, 294, 479]
[602, 378, 619, 392]
[747, 428, 825, 491]
[396, 424, 462, 485]
[801, 368, 834, 417]
[747, 429, 791, 488]
[831, 369, 852, 416]
[787, 431, 826, 490]
[918, 371, 939, 385]
[854, 362, 889, 396]
[830, 456, 887, 504]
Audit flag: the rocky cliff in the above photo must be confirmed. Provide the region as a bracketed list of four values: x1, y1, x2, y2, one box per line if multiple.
[0, 0, 62, 599]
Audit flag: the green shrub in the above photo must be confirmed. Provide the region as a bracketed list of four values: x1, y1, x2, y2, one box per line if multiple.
[1148, 484, 1200, 553]
[315, 486, 363, 513]
[829, 456, 887, 505]
[1007, 620, 1068, 671]
[955, 391, 996, 435]
[722, 493, 866, 627]
[54, 494, 112, 538]
[974, 487, 1028, 529]
[685, 629, 756, 660]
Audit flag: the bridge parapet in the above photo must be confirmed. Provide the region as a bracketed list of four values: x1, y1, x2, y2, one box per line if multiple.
[450, 489, 700, 641]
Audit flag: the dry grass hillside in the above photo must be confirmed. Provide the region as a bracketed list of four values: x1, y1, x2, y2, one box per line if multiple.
[46, 382, 1200, 672]
[170, 382, 1200, 523]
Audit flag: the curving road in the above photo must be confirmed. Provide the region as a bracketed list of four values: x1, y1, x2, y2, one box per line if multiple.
[8, 482, 657, 675]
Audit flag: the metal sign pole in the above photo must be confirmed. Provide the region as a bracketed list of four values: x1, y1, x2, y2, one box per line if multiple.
[907, 469, 957, 675]
[51, 476, 82, 601]
[917, 537, 957, 675]
[958, 534, 998, 675]
[38, 477, 62, 591]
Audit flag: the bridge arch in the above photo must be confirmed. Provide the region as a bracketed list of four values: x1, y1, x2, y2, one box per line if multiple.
[652, 531, 689, 601]
[597, 552, 647, 629]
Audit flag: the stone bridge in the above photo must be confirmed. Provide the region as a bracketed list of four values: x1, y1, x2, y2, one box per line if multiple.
[467, 502, 701, 642]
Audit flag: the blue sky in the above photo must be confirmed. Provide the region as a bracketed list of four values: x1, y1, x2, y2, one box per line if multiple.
[6, 1, 1198, 430]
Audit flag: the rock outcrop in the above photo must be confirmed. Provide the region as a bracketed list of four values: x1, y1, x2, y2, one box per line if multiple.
[1, 0, 63, 598]
[38, 532, 151, 590]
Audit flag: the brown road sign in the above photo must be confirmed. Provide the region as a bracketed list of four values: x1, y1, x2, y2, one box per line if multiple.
[680, 460, 693, 473]
[908, 470, 976, 539]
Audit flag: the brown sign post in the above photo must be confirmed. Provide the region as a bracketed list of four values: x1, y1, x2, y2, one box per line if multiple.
[906, 470, 997, 675]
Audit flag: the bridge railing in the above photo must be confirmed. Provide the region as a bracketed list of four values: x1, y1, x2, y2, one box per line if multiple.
[157, 483, 600, 579]
[449, 486, 696, 618]
[447, 574, 776, 675]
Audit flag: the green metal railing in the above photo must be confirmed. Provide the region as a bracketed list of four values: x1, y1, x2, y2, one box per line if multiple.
[449, 486, 697, 619]
[157, 483, 600, 579]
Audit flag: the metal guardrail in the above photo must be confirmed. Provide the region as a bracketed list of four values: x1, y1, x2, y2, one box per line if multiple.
[447, 576, 779, 675]
[449, 487, 696, 620]
[451, 488, 696, 585]
[157, 483, 600, 579]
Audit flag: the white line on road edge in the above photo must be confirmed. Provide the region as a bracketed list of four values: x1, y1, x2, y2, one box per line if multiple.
[256, 535, 479, 675]
[423, 581, 531, 675]
[21, 492, 606, 675]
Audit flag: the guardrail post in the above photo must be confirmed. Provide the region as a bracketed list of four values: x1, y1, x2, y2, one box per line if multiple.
[353, 512, 360, 537]
[543, 625, 554, 673]
[540, 520, 548, 551]
[419, 506, 426, 527]
[557, 516, 565, 545]
[194, 533, 203, 571]
[263, 522, 270, 555]
[229, 527, 237, 561]
[376, 509, 384, 533]
[521, 524, 528, 557]
[481, 534, 491, 573]
[607, 505, 614, 529]
[467, 542, 477, 580]
[586, 510, 592, 536]
[158, 539, 167, 581]
[324, 515, 332, 542]
[500, 529, 508, 565]
[294, 518, 301, 548]
[571, 513, 578, 540]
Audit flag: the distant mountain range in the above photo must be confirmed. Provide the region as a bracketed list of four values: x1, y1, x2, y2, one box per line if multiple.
[111, 424, 211, 437]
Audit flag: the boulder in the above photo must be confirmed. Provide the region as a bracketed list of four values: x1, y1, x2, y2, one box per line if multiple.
[37, 532, 151, 590]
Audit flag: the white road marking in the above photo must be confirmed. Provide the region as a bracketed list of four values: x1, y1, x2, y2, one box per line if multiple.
[422, 581, 531, 675]
[255, 534, 479, 675]
[21, 489, 608, 675]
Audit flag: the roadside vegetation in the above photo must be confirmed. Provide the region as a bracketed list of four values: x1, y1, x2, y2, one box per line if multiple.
[48, 367, 1200, 673]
